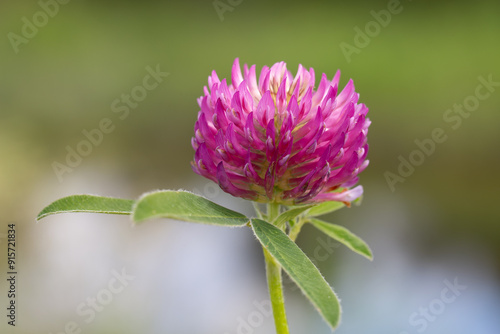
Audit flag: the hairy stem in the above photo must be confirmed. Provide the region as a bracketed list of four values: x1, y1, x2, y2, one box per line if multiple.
[264, 202, 289, 334]
[267, 202, 280, 226]
[264, 248, 289, 334]
[288, 217, 307, 242]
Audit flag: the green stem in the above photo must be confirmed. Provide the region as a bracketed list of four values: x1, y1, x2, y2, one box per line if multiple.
[264, 202, 289, 334]
[264, 248, 289, 334]
[288, 218, 307, 242]
[252, 202, 264, 219]
[267, 202, 280, 226]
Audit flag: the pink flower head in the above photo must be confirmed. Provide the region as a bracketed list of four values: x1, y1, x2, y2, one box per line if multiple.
[191, 58, 370, 205]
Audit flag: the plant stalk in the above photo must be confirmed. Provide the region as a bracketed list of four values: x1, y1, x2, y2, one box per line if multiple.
[267, 202, 280, 226]
[264, 202, 290, 334]
[264, 248, 289, 334]
[288, 218, 307, 242]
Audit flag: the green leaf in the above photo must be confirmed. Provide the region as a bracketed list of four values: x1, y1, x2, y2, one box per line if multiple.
[132, 190, 249, 226]
[309, 218, 373, 260]
[306, 201, 345, 217]
[250, 218, 341, 330]
[37, 195, 134, 221]
[272, 204, 315, 228]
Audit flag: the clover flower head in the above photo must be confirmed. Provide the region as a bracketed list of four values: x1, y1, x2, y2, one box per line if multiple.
[191, 58, 370, 205]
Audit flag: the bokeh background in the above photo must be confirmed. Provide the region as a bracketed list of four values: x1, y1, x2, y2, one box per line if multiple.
[1, 0, 499, 333]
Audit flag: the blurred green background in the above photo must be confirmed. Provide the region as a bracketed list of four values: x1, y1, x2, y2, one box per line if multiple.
[1, 0, 499, 333]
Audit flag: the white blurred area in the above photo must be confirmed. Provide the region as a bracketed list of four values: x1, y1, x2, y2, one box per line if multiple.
[11, 170, 500, 334]
[331, 183, 500, 334]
